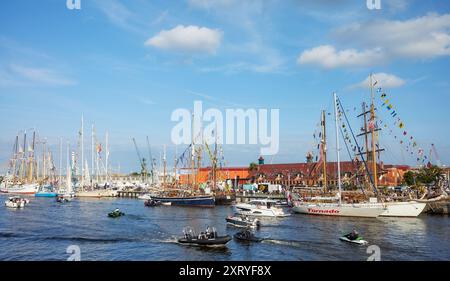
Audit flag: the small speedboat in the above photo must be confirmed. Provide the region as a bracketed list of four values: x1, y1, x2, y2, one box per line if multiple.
[340, 232, 368, 245]
[144, 199, 162, 207]
[108, 209, 125, 218]
[5, 196, 26, 208]
[161, 202, 172, 206]
[178, 227, 231, 246]
[226, 215, 260, 228]
[56, 195, 71, 203]
[233, 230, 264, 242]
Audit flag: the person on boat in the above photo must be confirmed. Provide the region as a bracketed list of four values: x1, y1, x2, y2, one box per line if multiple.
[346, 229, 360, 240]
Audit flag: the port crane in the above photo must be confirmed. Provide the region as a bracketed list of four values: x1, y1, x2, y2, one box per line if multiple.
[132, 138, 148, 181]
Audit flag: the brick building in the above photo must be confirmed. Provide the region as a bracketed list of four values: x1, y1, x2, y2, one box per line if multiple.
[177, 161, 410, 188]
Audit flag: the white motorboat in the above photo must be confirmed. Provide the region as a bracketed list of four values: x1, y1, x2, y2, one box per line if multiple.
[5, 196, 27, 208]
[226, 215, 261, 228]
[235, 199, 289, 217]
[0, 183, 39, 195]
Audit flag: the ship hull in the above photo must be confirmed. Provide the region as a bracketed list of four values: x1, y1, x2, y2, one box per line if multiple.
[151, 195, 215, 207]
[292, 202, 385, 218]
[0, 183, 39, 195]
[378, 201, 427, 217]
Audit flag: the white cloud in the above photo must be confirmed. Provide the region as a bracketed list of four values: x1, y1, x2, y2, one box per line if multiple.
[334, 13, 450, 59]
[299, 13, 450, 69]
[0, 64, 75, 87]
[145, 25, 223, 54]
[297, 45, 384, 69]
[350, 73, 406, 89]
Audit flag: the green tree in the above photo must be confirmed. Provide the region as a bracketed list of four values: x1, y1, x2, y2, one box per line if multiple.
[417, 165, 443, 185]
[248, 162, 258, 172]
[403, 171, 416, 186]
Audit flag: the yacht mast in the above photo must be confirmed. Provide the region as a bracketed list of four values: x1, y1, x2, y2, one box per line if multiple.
[21, 131, 27, 181]
[191, 112, 195, 189]
[12, 134, 19, 180]
[59, 137, 62, 188]
[81, 114, 84, 188]
[333, 92, 342, 205]
[42, 138, 47, 180]
[105, 131, 109, 183]
[163, 145, 166, 189]
[321, 110, 327, 192]
[369, 74, 378, 189]
[91, 124, 94, 186]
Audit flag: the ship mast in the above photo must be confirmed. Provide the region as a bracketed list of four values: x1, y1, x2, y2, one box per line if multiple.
[173, 145, 178, 187]
[163, 145, 167, 189]
[191, 112, 196, 189]
[28, 131, 35, 183]
[91, 124, 94, 188]
[59, 137, 62, 188]
[333, 92, 342, 205]
[20, 131, 26, 181]
[12, 134, 19, 181]
[321, 110, 327, 192]
[81, 114, 84, 189]
[369, 74, 378, 189]
[105, 131, 109, 183]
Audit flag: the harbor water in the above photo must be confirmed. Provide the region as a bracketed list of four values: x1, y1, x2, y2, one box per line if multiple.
[0, 195, 448, 261]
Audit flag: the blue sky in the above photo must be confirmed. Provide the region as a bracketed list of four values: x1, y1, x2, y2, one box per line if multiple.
[1, 0, 450, 173]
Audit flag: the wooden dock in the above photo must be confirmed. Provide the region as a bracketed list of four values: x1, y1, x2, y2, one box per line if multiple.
[117, 191, 146, 198]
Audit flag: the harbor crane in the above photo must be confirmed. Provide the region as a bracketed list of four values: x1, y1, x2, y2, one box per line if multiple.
[132, 138, 148, 181]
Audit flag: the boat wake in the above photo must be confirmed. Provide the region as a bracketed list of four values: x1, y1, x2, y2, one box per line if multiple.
[261, 239, 303, 248]
[40, 236, 136, 243]
[147, 236, 179, 245]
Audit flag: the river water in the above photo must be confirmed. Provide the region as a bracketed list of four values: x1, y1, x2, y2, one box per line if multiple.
[0, 195, 448, 261]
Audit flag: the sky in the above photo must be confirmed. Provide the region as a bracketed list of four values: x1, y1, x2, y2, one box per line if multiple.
[1, 0, 450, 174]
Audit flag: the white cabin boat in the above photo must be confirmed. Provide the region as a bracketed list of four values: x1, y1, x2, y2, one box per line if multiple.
[0, 183, 39, 195]
[235, 199, 289, 217]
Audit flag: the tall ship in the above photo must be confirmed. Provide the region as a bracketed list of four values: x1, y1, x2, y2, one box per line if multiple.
[292, 93, 385, 218]
[292, 75, 427, 217]
[137, 133, 215, 207]
[1, 131, 40, 195]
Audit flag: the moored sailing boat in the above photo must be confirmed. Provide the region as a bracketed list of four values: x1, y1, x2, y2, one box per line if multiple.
[292, 93, 385, 218]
